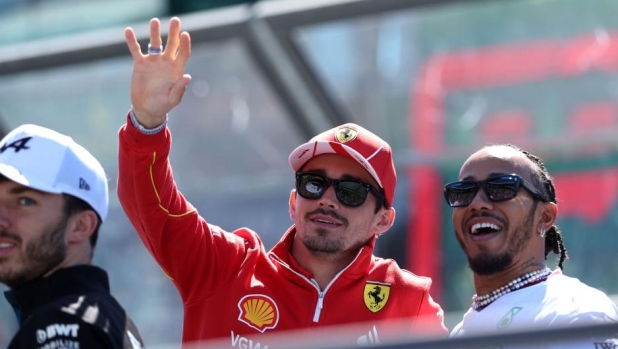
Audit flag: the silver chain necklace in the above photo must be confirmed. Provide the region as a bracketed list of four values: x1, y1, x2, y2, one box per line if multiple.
[472, 267, 552, 311]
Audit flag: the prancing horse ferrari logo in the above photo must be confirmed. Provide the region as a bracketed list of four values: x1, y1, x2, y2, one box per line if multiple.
[364, 281, 390, 313]
[335, 126, 358, 143]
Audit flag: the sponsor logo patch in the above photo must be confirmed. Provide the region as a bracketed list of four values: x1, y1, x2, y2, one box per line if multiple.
[364, 281, 390, 313]
[497, 306, 522, 329]
[238, 294, 279, 333]
[0, 136, 31, 154]
[357, 325, 381, 345]
[593, 340, 618, 349]
[36, 323, 79, 343]
[231, 331, 270, 349]
[335, 126, 358, 143]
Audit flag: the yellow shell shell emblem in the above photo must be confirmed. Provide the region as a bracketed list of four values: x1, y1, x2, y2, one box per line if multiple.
[335, 126, 358, 143]
[364, 282, 390, 313]
[238, 294, 279, 333]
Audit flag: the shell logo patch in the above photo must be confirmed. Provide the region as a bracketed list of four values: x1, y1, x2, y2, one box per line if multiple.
[238, 294, 279, 333]
[335, 126, 358, 143]
[364, 281, 390, 313]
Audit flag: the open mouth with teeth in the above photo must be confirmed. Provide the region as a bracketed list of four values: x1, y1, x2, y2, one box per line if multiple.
[470, 222, 502, 235]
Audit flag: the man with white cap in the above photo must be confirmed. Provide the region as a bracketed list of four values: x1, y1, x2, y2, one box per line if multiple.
[0, 124, 145, 348]
[117, 17, 447, 348]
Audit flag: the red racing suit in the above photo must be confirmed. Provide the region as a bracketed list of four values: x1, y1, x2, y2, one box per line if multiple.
[117, 115, 447, 347]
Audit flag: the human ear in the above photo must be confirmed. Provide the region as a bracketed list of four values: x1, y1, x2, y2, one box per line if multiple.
[67, 210, 98, 244]
[539, 202, 558, 232]
[375, 207, 396, 235]
[288, 190, 297, 221]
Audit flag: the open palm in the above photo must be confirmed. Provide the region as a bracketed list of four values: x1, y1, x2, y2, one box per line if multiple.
[124, 17, 192, 128]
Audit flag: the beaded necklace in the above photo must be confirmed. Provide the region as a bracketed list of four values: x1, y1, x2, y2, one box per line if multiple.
[471, 267, 552, 311]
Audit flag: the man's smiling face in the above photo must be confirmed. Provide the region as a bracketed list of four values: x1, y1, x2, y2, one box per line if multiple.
[0, 179, 68, 288]
[452, 146, 545, 275]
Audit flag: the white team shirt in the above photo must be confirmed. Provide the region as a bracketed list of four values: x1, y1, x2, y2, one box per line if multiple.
[450, 269, 618, 348]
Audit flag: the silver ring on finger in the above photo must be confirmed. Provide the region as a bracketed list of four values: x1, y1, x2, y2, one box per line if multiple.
[147, 43, 163, 55]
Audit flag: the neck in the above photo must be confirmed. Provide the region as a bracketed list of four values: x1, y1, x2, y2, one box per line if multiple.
[291, 236, 357, 290]
[43, 247, 93, 279]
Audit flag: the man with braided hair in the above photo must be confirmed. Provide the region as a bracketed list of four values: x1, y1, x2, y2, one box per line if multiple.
[445, 144, 618, 347]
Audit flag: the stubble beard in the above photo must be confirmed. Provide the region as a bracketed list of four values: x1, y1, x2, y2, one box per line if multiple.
[459, 202, 538, 276]
[302, 228, 344, 257]
[301, 208, 350, 257]
[0, 217, 68, 288]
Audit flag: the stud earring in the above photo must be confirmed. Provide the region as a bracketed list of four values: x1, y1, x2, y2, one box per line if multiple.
[540, 228, 546, 238]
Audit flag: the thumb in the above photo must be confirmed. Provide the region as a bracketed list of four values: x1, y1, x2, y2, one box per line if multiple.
[169, 74, 192, 107]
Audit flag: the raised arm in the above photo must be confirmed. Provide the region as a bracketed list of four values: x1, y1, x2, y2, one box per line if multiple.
[118, 18, 249, 303]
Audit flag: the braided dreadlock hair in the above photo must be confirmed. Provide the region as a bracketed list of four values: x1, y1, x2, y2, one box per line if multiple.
[505, 144, 569, 269]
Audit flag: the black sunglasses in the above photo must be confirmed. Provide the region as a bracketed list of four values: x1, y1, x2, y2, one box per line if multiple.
[444, 174, 548, 208]
[295, 172, 384, 207]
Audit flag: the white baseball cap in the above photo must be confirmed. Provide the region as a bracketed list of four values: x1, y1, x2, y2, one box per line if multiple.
[0, 124, 109, 221]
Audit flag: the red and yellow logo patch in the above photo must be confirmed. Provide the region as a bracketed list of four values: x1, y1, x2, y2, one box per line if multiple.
[238, 294, 279, 333]
[335, 126, 358, 143]
[364, 281, 390, 313]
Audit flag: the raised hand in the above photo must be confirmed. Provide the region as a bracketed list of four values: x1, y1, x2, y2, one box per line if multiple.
[124, 17, 192, 128]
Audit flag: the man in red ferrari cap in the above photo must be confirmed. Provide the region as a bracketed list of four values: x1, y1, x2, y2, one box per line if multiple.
[117, 17, 447, 348]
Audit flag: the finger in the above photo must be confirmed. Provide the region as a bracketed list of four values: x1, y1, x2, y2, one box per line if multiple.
[165, 17, 181, 58]
[149, 18, 162, 48]
[168, 75, 192, 106]
[176, 31, 192, 65]
[124, 27, 143, 59]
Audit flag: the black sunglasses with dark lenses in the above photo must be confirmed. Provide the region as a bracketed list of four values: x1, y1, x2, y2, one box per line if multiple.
[296, 172, 384, 207]
[444, 174, 548, 208]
